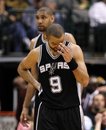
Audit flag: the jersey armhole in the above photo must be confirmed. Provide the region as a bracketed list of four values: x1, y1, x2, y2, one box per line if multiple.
[37, 45, 42, 67]
[32, 34, 41, 49]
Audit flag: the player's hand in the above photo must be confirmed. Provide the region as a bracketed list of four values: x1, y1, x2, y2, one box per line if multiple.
[20, 107, 30, 127]
[32, 80, 41, 91]
[57, 43, 73, 63]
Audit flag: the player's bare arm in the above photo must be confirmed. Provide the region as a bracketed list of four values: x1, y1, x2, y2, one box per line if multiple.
[26, 36, 40, 101]
[20, 38, 39, 124]
[22, 61, 38, 105]
[29, 38, 36, 50]
[30, 36, 41, 50]
[18, 47, 41, 90]
[72, 44, 89, 87]
[57, 43, 89, 87]
[65, 33, 77, 44]
[18, 37, 38, 124]
[23, 67, 38, 105]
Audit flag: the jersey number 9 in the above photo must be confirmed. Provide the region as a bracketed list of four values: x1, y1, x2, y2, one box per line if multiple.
[49, 76, 62, 93]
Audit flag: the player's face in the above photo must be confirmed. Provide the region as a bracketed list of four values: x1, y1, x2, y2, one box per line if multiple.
[35, 11, 54, 32]
[48, 35, 65, 52]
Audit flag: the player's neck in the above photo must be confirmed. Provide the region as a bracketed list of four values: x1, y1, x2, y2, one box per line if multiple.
[42, 32, 47, 41]
[52, 50, 58, 56]
[49, 47, 59, 56]
[46, 42, 59, 56]
[41, 33, 47, 43]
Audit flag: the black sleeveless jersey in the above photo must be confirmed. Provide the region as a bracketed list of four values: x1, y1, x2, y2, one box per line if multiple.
[34, 34, 45, 48]
[34, 34, 45, 113]
[38, 43, 80, 109]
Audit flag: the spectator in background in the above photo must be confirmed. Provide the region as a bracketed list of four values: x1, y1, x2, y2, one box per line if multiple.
[13, 76, 27, 123]
[94, 108, 106, 130]
[0, 0, 31, 54]
[85, 93, 106, 125]
[5, 0, 17, 8]
[84, 115, 93, 130]
[88, 0, 106, 53]
[6, 0, 29, 10]
[96, 76, 106, 94]
[6, 0, 29, 20]
[71, 0, 90, 51]
[82, 76, 106, 112]
[13, 76, 34, 129]
[82, 76, 99, 111]
[44, 0, 65, 27]
[3, 13, 32, 53]
[0, 0, 12, 52]
[79, 0, 90, 9]
[57, 0, 78, 10]
[0, 0, 30, 55]
[22, 0, 44, 39]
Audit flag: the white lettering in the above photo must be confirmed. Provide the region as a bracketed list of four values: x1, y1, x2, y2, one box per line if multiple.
[39, 62, 70, 73]
[40, 65, 45, 73]
[57, 62, 63, 69]
[46, 63, 51, 71]
[64, 62, 70, 69]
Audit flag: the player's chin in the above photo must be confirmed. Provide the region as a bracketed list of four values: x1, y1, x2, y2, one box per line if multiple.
[54, 48, 58, 52]
[38, 27, 45, 31]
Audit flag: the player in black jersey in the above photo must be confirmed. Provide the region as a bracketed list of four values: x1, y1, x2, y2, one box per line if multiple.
[19, 7, 78, 129]
[18, 23, 89, 130]
[19, 7, 55, 129]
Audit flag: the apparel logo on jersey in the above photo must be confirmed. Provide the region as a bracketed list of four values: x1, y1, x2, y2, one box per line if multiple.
[39, 62, 70, 75]
[49, 63, 56, 75]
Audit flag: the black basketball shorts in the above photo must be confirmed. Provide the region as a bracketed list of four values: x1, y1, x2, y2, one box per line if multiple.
[35, 103, 82, 130]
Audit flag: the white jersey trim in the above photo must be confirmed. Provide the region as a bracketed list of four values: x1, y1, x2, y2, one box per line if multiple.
[37, 45, 42, 67]
[33, 34, 41, 49]
[46, 42, 60, 59]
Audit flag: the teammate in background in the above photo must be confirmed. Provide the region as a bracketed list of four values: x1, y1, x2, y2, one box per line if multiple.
[19, 6, 78, 128]
[18, 23, 89, 130]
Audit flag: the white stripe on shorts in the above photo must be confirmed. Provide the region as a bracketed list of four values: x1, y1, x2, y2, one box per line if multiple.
[36, 102, 42, 130]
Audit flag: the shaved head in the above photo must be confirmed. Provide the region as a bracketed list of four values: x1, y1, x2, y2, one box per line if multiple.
[36, 7, 54, 15]
[46, 23, 64, 38]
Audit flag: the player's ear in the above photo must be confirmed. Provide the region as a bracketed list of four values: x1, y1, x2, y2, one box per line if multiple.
[51, 15, 55, 23]
[45, 34, 48, 40]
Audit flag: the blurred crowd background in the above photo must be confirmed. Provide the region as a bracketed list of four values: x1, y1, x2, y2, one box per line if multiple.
[0, 0, 106, 130]
[0, 0, 106, 55]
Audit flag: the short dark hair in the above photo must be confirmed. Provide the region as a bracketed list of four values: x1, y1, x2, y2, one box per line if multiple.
[37, 7, 54, 15]
[46, 23, 64, 38]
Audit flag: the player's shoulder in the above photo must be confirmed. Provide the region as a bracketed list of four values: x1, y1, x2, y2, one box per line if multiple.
[30, 34, 41, 50]
[71, 44, 83, 59]
[65, 32, 74, 40]
[28, 45, 41, 61]
[25, 45, 41, 64]
[32, 44, 41, 52]
[65, 32, 76, 44]
[71, 43, 81, 51]
[65, 32, 73, 37]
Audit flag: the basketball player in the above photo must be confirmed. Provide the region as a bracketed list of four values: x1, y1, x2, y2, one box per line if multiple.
[20, 7, 77, 128]
[18, 23, 89, 130]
